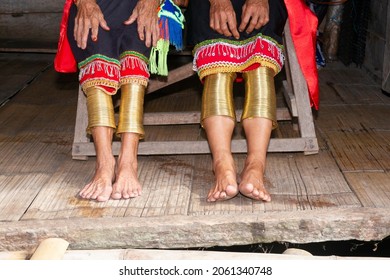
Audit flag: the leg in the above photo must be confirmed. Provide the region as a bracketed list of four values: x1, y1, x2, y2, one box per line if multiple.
[202, 72, 239, 202]
[111, 83, 145, 199]
[79, 87, 116, 202]
[239, 118, 272, 201]
[239, 67, 277, 201]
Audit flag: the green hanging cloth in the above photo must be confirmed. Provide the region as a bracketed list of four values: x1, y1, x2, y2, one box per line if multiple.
[149, 0, 185, 76]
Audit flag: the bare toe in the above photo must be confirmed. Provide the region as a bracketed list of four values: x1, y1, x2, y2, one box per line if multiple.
[207, 155, 239, 202]
[112, 161, 142, 200]
[79, 161, 115, 201]
[239, 181, 271, 202]
[225, 184, 239, 198]
[111, 190, 122, 200]
[239, 160, 271, 202]
[96, 187, 113, 202]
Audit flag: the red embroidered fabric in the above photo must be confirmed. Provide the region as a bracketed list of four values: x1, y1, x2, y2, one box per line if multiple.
[193, 35, 284, 80]
[54, 0, 319, 108]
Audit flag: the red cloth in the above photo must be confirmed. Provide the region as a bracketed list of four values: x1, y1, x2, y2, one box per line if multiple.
[284, 0, 319, 109]
[54, 0, 77, 73]
[54, 0, 319, 109]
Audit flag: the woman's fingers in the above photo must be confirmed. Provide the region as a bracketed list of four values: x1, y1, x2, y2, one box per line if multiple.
[73, 1, 109, 49]
[124, 0, 159, 47]
[209, 0, 239, 39]
[239, 0, 269, 34]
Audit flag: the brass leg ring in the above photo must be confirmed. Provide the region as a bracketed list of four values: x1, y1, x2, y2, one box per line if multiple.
[242, 67, 277, 129]
[201, 72, 237, 127]
[117, 83, 145, 138]
[85, 87, 116, 134]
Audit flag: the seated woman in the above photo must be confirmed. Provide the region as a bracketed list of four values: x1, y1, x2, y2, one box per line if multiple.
[186, 0, 318, 202]
[55, 0, 160, 201]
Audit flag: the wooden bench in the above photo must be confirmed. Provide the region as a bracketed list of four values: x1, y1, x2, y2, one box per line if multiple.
[72, 21, 319, 160]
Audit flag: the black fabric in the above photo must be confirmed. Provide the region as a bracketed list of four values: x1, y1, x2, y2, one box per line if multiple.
[185, 0, 288, 46]
[67, 0, 150, 63]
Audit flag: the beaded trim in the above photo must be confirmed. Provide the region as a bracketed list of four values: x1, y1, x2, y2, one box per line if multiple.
[78, 55, 120, 86]
[120, 51, 149, 64]
[81, 79, 120, 95]
[79, 53, 150, 94]
[192, 33, 283, 52]
[198, 60, 279, 80]
[120, 77, 149, 87]
[120, 54, 149, 74]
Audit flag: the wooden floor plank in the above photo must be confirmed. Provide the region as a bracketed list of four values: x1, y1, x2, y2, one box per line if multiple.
[0, 54, 389, 250]
[362, 130, 390, 171]
[123, 157, 160, 217]
[0, 53, 54, 105]
[0, 104, 44, 135]
[317, 80, 386, 108]
[144, 124, 203, 142]
[333, 84, 386, 105]
[318, 64, 378, 86]
[315, 105, 390, 132]
[21, 159, 131, 220]
[136, 158, 171, 217]
[263, 155, 311, 211]
[0, 173, 51, 221]
[0, 141, 69, 175]
[187, 155, 212, 215]
[163, 156, 194, 216]
[20, 151, 149, 220]
[294, 155, 362, 208]
[140, 156, 194, 217]
[355, 105, 390, 131]
[316, 82, 345, 106]
[345, 172, 390, 208]
[325, 129, 390, 172]
[294, 151, 358, 196]
[0, 88, 76, 144]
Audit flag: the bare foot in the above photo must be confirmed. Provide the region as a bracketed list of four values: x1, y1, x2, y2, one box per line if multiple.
[111, 160, 141, 200]
[238, 157, 271, 202]
[79, 157, 116, 202]
[207, 154, 239, 202]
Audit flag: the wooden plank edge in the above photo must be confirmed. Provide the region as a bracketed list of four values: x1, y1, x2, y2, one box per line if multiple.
[72, 137, 319, 157]
[143, 108, 292, 125]
[0, 208, 389, 251]
[147, 63, 195, 93]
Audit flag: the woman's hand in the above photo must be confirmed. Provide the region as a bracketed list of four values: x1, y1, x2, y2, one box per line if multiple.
[209, 0, 240, 39]
[124, 0, 160, 48]
[73, 0, 110, 49]
[239, 0, 269, 34]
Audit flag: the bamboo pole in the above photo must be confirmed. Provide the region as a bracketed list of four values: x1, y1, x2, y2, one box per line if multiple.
[30, 238, 69, 260]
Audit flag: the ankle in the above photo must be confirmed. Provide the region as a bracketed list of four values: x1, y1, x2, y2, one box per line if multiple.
[213, 151, 234, 163]
[245, 154, 265, 164]
[96, 155, 115, 168]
